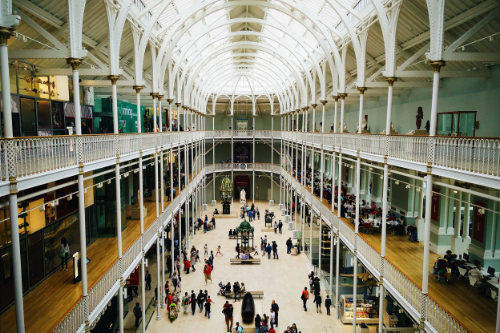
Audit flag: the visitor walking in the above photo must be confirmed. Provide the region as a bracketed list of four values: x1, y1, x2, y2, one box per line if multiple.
[255, 314, 262, 333]
[314, 293, 322, 313]
[204, 296, 213, 319]
[278, 220, 283, 234]
[223, 302, 234, 332]
[274, 221, 278, 233]
[182, 292, 190, 314]
[197, 290, 205, 313]
[286, 238, 293, 254]
[172, 272, 179, 292]
[301, 287, 309, 311]
[204, 261, 212, 285]
[271, 300, 279, 327]
[272, 241, 279, 259]
[270, 309, 276, 329]
[236, 243, 241, 259]
[145, 270, 152, 290]
[204, 244, 208, 257]
[133, 302, 142, 328]
[325, 295, 332, 315]
[266, 243, 272, 259]
[190, 290, 197, 315]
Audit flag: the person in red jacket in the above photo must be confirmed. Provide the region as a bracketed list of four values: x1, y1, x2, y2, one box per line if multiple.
[184, 258, 191, 274]
[204, 262, 212, 285]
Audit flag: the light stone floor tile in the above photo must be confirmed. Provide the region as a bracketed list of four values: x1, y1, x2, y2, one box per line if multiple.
[146, 201, 362, 333]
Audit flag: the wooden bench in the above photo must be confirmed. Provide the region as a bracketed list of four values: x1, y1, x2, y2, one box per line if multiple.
[230, 258, 261, 264]
[261, 228, 274, 232]
[225, 291, 264, 299]
[228, 235, 238, 239]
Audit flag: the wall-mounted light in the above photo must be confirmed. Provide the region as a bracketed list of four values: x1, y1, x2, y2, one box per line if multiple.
[40, 205, 46, 212]
[405, 185, 410, 189]
[67, 195, 72, 201]
[395, 180, 399, 185]
[97, 183, 103, 188]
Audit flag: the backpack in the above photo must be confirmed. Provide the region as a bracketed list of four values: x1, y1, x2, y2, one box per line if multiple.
[182, 296, 190, 306]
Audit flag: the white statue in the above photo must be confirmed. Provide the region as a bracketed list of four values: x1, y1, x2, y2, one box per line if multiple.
[362, 118, 367, 130]
[240, 189, 246, 204]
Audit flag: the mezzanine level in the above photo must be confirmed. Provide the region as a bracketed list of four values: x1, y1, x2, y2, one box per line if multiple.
[0, 130, 497, 194]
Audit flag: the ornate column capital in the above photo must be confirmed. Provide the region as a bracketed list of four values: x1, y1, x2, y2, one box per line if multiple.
[167, 99, 174, 104]
[0, 27, 15, 45]
[303, 106, 309, 111]
[428, 60, 446, 73]
[133, 85, 144, 93]
[175, 103, 181, 107]
[150, 92, 159, 99]
[333, 96, 339, 102]
[183, 106, 189, 110]
[311, 104, 318, 109]
[357, 87, 367, 94]
[385, 77, 397, 86]
[107, 75, 120, 85]
[339, 93, 348, 99]
[158, 95, 164, 101]
[320, 100, 327, 105]
[66, 57, 84, 71]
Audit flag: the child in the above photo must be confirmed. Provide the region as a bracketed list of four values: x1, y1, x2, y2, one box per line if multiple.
[177, 279, 182, 293]
[254, 245, 259, 256]
[216, 245, 223, 256]
[325, 295, 332, 315]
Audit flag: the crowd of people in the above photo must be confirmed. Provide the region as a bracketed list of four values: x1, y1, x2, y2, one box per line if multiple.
[300, 271, 333, 315]
[241, 202, 260, 221]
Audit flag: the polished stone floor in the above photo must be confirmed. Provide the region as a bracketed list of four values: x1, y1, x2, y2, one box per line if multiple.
[147, 201, 359, 333]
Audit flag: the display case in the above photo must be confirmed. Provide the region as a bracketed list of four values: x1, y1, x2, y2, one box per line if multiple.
[340, 295, 379, 325]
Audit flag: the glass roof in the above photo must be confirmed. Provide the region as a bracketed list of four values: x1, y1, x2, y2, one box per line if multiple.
[138, 0, 367, 96]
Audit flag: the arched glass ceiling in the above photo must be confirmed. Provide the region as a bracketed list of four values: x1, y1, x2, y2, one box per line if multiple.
[140, 0, 365, 96]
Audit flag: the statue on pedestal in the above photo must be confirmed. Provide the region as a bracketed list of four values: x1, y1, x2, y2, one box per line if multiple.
[240, 189, 246, 205]
[143, 109, 151, 132]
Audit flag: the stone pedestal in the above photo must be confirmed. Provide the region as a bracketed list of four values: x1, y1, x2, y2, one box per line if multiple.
[408, 129, 429, 135]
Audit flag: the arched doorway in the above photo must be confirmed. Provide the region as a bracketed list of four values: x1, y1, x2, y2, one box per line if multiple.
[234, 174, 250, 200]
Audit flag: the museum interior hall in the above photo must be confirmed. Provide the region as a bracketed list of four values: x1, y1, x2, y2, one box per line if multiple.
[0, 0, 500, 332]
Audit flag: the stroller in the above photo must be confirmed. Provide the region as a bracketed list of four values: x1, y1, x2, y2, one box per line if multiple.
[432, 258, 451, 284]
[407, 225, 418, 242]
[169, 303, 178, 322]
[217, 282, 226, 296]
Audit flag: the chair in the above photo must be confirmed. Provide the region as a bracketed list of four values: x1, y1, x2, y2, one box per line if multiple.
[466, 276, 478, 294]
[491, 289, 497, 301]
[458, 267, 468, 281]
[363, 222, 372, 234]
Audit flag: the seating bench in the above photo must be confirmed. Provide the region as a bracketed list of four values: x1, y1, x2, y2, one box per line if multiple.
[228, 235, 238, 239]
[225, 291, 264, 299]
[261, 228, 274, 232]
[230, 258, 261, 264]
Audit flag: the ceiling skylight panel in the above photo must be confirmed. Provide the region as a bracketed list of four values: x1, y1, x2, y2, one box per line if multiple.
[303, 0, 326, 14]
[188, 20, 204, 35]
[204, 10, 227, 27]
[267, 9, 290, 26]
[209, 26, 229, 39]
[289, 20, 307, 37]
[174, 0, 195, 13]
[157, 4, 177, 27]
[303, 30, 318, 48]
[320, 4, 340, 28]
[263, 26, 282, 39]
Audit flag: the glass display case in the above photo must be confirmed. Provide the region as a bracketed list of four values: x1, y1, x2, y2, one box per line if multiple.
[340, 294, 379, 325]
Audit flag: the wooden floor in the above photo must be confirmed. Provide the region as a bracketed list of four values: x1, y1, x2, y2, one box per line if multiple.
[296, 173, 497, 333]
[0, 171, 197, 333]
